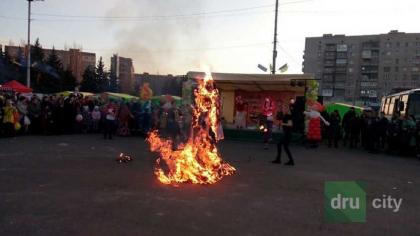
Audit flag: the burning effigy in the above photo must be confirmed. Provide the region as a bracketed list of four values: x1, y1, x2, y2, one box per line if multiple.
[147, 72, 236, 185]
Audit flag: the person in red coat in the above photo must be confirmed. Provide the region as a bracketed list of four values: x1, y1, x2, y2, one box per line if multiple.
[261, 97, 275, 149]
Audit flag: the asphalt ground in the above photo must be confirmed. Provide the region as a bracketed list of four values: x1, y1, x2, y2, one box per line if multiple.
[0, 135, 419, 236]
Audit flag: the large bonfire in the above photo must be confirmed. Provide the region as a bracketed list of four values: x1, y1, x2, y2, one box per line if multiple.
[147, 72, 236, 185]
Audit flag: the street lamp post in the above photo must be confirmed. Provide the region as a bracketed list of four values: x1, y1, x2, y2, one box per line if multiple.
[26, 0, 32, 88]
[272, 0, 279, 75]
[26, 0, 43, 88]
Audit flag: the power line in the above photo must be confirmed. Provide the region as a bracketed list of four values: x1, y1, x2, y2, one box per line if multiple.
[0, 10, 274, 22]
[0, 0, 314, 22]
[30, 0, 312, 19]
[0, 15, 27, 21]
[32, 10, 275, 22]
[77, 42, 273, 54]
[32, 4, 274, 19]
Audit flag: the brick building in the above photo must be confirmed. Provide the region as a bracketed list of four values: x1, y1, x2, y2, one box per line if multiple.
[5, 45, 96, 83]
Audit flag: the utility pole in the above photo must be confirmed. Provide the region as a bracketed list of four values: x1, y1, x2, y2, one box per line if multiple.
[27, 0, 32, 88]
[26, 0, 43, 88]
[272, 0, 279, 75]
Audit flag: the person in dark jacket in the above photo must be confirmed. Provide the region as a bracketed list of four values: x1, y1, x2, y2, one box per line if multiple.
[387, 112, 402, 154]
[377, 112, 389, 149]
[272, 106, 294, 166]
[328, 110, 341, 148]
[342, 107, 356, 146]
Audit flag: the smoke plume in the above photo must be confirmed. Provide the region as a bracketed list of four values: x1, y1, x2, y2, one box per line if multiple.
[106, 0, 207, 75]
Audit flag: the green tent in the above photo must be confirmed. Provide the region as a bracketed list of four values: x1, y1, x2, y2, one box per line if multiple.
[105, 92, 139, 101]
[56, 91, 94, 97]
[326, 103, 365, 118]
[151, 95, 182, 106]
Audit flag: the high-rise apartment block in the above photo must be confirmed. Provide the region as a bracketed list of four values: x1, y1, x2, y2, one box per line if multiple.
[110, 54, 135, 94]
[303, 30, 420, 105]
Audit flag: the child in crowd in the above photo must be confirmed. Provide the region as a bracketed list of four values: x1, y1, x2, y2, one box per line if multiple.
[91, 106, 101, 133]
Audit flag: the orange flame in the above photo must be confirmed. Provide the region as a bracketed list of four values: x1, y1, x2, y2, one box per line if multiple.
[147, 72, 236, 185]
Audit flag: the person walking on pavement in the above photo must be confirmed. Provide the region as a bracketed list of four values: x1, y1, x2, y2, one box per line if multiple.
[272, 106, 294, 166]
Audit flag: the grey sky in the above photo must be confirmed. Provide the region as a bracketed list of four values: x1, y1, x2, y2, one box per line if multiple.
[0, 0, 419, 74]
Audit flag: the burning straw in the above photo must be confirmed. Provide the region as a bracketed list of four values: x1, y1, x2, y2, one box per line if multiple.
[147, 72, 236, 185]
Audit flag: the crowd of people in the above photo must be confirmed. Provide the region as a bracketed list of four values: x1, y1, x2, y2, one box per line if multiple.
[2, 92, 420, 158]
[0, 92, 191, 142]
[323, 107, 420, 157]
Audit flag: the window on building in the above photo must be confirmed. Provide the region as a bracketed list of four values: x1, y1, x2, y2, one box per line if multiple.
[386, 42, 392, 48]
[348, 68, 354, 73]
[413, 67, 419, 72]
[386, 51, 392, 56]
[384, 66, 391, 72]
[396, 58, 399, 64]
[396, 42, 400, 47]
[337, 44, 348, 52]
[337, 52, 347, 58]
[405, 42, 409, 47]
[336, 59, 347, 64]
[395, 66, 399, 72]
[412, 74, 419, 80]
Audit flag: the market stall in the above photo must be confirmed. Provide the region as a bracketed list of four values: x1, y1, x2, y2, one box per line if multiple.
[186, 72, 314, 127]
[2, 80, 33, 93]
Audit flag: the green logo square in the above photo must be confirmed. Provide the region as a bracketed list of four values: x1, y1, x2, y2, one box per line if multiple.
[324, 181, 366, 223]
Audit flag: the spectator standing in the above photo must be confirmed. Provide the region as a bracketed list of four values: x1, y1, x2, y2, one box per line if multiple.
[117, 102, 133, 136]
[2, 99, 17, 137]
[16, 96, 29, 133]
[91, 106, 101, 133]
[342, 107, 356, 146]
[104, 101, 117, 139]
[377, 112, 389, 149]
[328, 110, 341, 148]
[28, 96, 42, 134]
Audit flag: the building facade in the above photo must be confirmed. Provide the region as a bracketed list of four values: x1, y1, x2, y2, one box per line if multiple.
[303, 30, 420, 106]
[134, 73, 184, 97]
[4, 45, 96, 83]
[111, 54, 135, 94]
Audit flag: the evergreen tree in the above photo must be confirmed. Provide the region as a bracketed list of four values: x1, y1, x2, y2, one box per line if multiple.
[3, 49, 12, 64]
[80, 66, 98, 92]
[109, 68, 119, 93]
[96, 57, 107, 92]
[47, 46, 62, 71]
[62, 69, 77, 91]
[31, 38, 44, 63]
